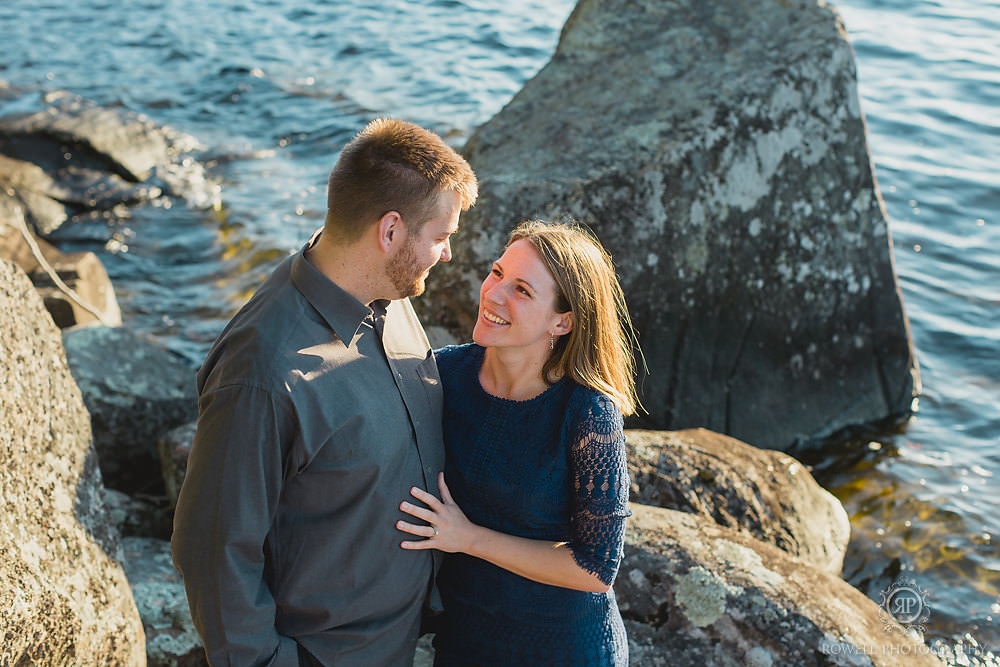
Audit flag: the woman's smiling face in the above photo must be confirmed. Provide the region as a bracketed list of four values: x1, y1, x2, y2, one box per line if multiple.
[472, 239, 571, 352]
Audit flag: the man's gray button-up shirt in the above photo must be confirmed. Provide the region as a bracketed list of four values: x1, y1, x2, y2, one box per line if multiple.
[172, 237, 445, 666]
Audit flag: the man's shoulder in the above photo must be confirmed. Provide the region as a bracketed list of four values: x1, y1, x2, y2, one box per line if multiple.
[198, 275, 318, 393]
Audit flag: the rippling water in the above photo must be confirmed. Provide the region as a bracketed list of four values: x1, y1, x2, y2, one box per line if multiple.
[820, 0, 1000, 658]
[1, 0, 997, 660]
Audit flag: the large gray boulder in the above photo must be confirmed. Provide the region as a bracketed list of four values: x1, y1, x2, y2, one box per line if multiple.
[627, 428, 850, 574]
[617, 503, 943, 666]
[62, 325, 198, 495]
[420, 0, 918, 451]
[0, 259, 146, 665]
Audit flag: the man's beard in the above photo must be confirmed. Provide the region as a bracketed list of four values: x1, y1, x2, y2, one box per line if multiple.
[386, 239, 426, 298]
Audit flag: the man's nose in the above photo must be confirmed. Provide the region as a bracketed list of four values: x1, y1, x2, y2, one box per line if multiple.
[440, 239, 452, 262]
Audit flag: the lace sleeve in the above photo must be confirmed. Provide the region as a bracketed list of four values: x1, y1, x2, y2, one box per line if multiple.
[567, 390, 631, 587]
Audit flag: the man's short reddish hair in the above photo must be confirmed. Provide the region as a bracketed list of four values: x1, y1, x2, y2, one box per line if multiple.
[325, 119, 478, 242]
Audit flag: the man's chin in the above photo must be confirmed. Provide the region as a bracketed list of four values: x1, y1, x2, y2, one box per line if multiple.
[398, 279, 426, 299]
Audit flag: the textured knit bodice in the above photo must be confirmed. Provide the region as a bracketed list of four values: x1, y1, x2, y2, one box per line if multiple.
[432, 344, 630, 667]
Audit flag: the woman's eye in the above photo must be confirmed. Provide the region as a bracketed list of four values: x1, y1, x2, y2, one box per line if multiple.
[517, 286, 530, 296]
[491, 267, 501, 277]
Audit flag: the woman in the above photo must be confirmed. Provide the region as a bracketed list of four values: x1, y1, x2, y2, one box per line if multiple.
[397, 219, 639, 666]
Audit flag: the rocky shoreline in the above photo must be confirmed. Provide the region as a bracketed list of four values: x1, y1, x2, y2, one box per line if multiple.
[0, 254, 940, 665]
[1, 0, 935, 664]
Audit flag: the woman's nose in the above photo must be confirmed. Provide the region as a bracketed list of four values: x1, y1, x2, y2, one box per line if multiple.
[484, 281, 504, 304]
[440, 239, 452, 262]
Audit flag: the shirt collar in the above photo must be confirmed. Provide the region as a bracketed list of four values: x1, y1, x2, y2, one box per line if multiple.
[290, 229, 378, 344]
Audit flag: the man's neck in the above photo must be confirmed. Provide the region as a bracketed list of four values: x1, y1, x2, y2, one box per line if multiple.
[305, 233, 387, 306]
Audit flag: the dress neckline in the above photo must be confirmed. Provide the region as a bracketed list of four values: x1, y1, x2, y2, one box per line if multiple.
[470, 344, 567, 405]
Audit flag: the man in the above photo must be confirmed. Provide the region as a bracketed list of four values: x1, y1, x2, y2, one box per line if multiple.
[172, 118, 478, 666]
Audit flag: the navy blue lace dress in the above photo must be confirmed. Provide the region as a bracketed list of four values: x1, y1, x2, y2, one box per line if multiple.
[432, 344, 630, 667]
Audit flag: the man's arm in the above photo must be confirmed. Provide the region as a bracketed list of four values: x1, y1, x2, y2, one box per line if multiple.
[172, 384, 300, 666]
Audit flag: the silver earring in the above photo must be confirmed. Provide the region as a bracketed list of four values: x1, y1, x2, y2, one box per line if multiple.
[550, 333, 555, 350]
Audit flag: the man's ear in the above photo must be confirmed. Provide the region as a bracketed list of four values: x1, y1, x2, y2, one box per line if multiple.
[553, 311, 574, 336]
[377, 211, 404, 253]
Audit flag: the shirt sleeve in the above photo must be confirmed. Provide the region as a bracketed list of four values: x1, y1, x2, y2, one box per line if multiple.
[171, 383, 300, 666]
[566, 391, 632, 587]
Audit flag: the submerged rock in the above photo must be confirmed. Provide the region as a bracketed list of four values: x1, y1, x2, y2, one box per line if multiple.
[419, 0, 918, 452]
[626, 428, 850, 574]
[0, 94, 219, 236]
[0, 259, 146, 665]
[0, 101, 182, 182]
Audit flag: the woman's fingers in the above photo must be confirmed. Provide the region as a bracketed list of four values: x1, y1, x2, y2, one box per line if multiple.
[395, 479, 468, 553]
[397, 519, 440, 551]
[409, 485, 441, 508]
[400, 538, 435, 550]
[399, 501, 435, 522]
[396, 519, 436, 537]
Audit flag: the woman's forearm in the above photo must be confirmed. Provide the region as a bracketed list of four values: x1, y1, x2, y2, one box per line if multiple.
[463, 523, 610, 593]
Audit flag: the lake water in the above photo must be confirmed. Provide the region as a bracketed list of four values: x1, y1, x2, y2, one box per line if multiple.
[1, 0, 997, 661]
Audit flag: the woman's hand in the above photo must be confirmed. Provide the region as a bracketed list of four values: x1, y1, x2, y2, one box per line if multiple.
[398, 472, 476, 553]
[397, 474, 611, 593]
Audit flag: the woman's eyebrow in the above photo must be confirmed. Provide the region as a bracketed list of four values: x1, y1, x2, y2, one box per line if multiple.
[494, 260, 536, 291]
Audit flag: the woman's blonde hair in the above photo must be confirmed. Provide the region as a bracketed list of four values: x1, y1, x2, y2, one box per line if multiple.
[508, 219, 641, 416]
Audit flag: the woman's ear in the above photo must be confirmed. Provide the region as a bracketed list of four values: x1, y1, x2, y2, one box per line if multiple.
[377, 211, 403, 252]
[553, 311, 574, 336]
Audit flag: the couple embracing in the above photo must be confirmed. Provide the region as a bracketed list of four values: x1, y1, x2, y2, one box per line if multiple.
[172, 119, 638, 667]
